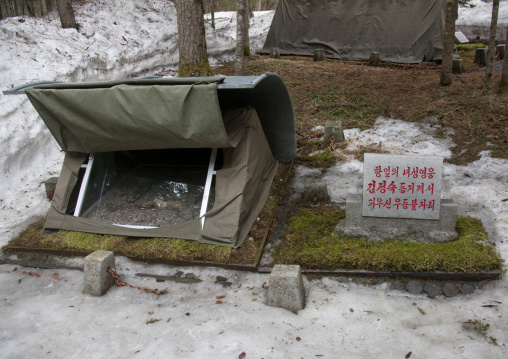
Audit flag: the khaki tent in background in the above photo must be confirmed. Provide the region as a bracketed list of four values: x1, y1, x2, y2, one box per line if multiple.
[261, 0, 445, 64]
[24, 74, 296, 247]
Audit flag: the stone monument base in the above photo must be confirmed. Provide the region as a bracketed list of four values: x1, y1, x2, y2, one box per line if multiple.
[334, 194, 458, 243]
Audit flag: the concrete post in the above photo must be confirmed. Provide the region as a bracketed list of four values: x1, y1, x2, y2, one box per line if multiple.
[452, 58, 465, 74]
[270, 47, 280, 59]
[304, 180, 329, 204]
[84, 250, 116, 296]
[474, 48, 487, 66]
[314, 49, 325, 61]
[267, 264, 305, 313]
[496, 44, 505, 60]
[368, 52, 381, 66]
[323, 120, 345, 147]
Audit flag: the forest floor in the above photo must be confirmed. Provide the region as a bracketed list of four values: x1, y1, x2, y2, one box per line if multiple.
[217, 46, 508, 166]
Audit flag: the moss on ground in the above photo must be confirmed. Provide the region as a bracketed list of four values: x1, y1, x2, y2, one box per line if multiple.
[3, 162, 293, 266]
[5, 220, 234, 263]
[299, 149, 337, 168]
[273, 207, 503, 272]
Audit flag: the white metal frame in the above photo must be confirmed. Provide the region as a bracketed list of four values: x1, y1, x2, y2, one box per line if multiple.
[200, 148, 218, 229]
[73, 154, 95, 217]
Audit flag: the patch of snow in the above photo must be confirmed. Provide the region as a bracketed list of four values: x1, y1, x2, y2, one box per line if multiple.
[458, 0, 508, 26]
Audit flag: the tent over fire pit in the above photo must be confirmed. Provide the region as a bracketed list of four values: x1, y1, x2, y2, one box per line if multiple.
[23, 74, 295, 247]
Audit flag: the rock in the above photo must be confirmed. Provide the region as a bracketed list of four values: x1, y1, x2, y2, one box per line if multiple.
[424, 281, 442, 296]
[44, 177, 59, 200]
[303, 180, 329, 204]
[337, 277, 350, 284]
[406, 280, 423, 295]
[460, 283, 476, 295]
[216, 276, 228, 282]
[353, 277, 366, 285]
[390, 280, 405, 291]
[442, 282, 460, 297]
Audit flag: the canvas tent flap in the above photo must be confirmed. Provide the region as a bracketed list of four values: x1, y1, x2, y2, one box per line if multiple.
[26, 82, 241, 152]
[262, 0, 445, 64]
[198, 107, 278, 247]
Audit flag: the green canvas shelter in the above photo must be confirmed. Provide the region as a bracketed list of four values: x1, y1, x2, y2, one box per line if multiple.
[24, 74, 295, 247]
[261, 0, 445, 64]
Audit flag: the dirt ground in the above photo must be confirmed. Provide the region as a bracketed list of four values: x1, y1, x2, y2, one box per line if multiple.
[216, 50, 508, 165]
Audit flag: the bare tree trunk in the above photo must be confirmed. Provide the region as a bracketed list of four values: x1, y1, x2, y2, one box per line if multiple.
[211, 0, 215, 29]
[235, 0, 246, 75]
[56, 0, 77, 29]
[484, 0, 499, 92]
[440, 0, 457, 86]
[174, 0, 212, 77]
[501, 27, 508, 88]
[243, 0, 250, 56]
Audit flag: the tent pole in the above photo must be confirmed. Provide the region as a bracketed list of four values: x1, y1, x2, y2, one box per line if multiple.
[200, 148, 218, 229]
[73, 154, 95, 217]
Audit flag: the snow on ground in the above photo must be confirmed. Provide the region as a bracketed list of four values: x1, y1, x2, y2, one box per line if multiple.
[1, 1, 508, 358]
[457, 0, 508, 27]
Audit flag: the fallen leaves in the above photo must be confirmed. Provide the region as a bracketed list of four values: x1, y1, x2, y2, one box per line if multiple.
[238, 351, 246, 359]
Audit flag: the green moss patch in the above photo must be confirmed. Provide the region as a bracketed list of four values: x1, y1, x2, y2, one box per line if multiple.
[299, 149, 337, 168]
[6, 219, 236, 263]
[273, 207, 503, 272]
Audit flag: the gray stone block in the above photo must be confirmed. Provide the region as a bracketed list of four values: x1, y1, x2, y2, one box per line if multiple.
[442, 282, 459, 297]
[323, 120, 344, 147]
[452, 58, 465, 74]
[460, 283, 476, 295]
[267, 264, 305, 313]
[84, 250, 115, 296]
[389, 280, 405, 291]
[406, 280, 423, 295]
[304, 180, 329, 203]
[368, 52, 381, 66]
[496, 44, 505, 60]
[44, 177, 59, 200]
[424, 281, 442, 296]
[474, 48, 487, 66]
[314, 49, 325, 61]
[334, 194, 458, 243]
[270, 47, 280, 59]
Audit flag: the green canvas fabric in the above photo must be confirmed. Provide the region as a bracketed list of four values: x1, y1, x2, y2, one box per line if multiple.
[198, 107, 278, 246]
[262, 0, 445, 64]
[26, 81, 243, 153]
